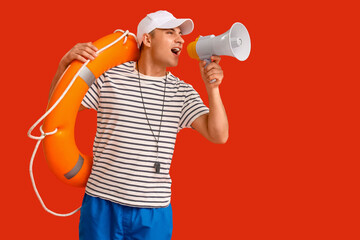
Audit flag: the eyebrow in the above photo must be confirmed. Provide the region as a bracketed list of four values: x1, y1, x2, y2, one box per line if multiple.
[167, 28, 183, 35]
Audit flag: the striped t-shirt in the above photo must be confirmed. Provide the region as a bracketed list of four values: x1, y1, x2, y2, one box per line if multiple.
[81, 61, 209, 208]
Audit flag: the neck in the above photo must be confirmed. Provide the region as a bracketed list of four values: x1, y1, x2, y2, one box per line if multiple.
[137, 53, 167, 77]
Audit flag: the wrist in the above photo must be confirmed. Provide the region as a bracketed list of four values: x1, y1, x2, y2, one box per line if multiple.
[206, 84, 220, 94]
[59, 55, 71, 69]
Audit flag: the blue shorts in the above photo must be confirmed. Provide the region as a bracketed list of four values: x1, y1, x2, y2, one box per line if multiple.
[79, 194, 173, 240]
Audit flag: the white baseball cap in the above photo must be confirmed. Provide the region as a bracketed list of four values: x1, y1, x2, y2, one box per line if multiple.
[137, 10, 194, 45]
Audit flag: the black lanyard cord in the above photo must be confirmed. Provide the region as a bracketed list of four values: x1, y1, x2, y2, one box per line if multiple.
[137, 63, 167, 173]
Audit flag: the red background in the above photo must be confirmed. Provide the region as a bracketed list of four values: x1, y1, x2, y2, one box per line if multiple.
[2, 0, 359, 239]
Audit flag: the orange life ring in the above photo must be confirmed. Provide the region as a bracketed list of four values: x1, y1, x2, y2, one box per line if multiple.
[42, 31, 139, 187]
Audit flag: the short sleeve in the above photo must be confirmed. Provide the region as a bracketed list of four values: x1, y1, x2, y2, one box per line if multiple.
[178, 84, 209, 130]
[81, 74, 104, 111]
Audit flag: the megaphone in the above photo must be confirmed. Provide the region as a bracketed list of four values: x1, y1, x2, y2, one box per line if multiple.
[187, 22, 251, 82]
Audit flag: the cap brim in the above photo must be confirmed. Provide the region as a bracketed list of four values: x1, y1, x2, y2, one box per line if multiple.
[157, 19, 194, 35]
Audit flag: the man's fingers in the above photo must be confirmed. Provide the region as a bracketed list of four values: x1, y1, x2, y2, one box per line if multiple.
[206, 68, 222, 76]
[74, 42, 98, 60]
[80, 50, 96, 61]
[79, 47, 97, 60]
[207, 73, 221, 82]
[74, 54, 87, 63]
[85, 42, 98, 52]
[199, 60, 207, 69]
[211, 55, 221, 64]
[84, 42, 99, 58]
[205, 62, 222, 73]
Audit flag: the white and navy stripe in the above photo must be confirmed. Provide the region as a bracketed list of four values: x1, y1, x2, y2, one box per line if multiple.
[81, 61, 209, 208]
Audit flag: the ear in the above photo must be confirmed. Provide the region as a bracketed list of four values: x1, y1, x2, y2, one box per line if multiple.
[143, 33, 152, 47]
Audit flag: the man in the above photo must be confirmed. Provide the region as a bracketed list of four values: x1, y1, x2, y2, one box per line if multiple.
[50, 10, 228, 240]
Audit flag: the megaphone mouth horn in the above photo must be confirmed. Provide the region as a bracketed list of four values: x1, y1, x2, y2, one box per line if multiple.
[226, 22, 251, 61]
[187, 22, 251, 63]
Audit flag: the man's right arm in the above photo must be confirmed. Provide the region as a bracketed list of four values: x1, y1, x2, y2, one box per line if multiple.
[48, 42, 98, 111]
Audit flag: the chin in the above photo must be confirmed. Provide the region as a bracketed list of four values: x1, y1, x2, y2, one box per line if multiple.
[168, 60, 179, 68]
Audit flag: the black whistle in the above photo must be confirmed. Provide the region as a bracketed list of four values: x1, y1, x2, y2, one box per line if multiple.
[154, 162, 161, 173]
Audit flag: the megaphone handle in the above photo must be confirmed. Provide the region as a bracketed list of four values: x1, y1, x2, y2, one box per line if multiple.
[204, 58, 216, 83]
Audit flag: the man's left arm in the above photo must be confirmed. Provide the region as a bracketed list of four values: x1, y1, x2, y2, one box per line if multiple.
[191, 56, 229, 144]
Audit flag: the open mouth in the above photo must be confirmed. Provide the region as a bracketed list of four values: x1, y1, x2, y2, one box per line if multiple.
[171, 47, 181, 56]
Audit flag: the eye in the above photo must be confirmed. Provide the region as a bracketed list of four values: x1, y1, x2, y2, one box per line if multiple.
[167, 31, 173, 35]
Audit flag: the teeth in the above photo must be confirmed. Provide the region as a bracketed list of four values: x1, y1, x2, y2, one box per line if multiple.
[171, 48, 180, 53]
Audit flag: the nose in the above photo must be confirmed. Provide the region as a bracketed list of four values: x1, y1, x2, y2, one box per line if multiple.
[176, 34, 185, 44]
